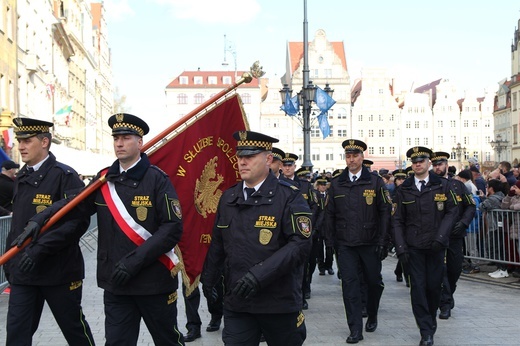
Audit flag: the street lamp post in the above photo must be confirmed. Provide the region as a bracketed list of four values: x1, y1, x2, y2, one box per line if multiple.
[490, 134, 508, 163]
[279, 0, 334, 171]
[452, 142, 466, 171]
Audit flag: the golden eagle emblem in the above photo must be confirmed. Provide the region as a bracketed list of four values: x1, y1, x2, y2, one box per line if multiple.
[194, 156, 224, 218]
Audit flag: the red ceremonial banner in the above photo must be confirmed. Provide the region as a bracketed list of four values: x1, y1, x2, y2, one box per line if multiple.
[148, 94, 248, 294]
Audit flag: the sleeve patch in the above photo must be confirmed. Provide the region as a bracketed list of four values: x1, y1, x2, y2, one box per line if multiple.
[295, 215, 312, 238]
[170, 198, 182, 219]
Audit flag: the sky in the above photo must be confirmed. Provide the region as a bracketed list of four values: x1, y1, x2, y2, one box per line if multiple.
[102, 0, 520, 137]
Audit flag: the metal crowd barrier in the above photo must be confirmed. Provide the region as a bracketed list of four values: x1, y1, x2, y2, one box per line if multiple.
[465, 209, 520, 266]
[0, 215, 12, 291]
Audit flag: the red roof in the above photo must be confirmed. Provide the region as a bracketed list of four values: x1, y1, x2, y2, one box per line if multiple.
[166, 71, 260, 89]
[287, 41, 347, 74]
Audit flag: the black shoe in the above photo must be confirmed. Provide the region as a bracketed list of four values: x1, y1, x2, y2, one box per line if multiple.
[184, 328, 201, 342]
[419, 335, 434, 346]
[304, 291, 311, 299]
[319, 269, 326, 275]
[206, 316, 222, 332]
[346, 330, 364, 344]
[439, 308, 450, 320]
[327, 268, 335, 275]
[361, 306, 368, 318]
[396, 275, 403, 282]
[303, 300, 308, 310]
[365, 318, 377, 332]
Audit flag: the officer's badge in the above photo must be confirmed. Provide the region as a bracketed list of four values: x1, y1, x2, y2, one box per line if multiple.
[171, 199, 182, 219]
[384, 189, 392, 204]
[437, 202, 444, 211]
[259, 229, 272, 245]
[36, 205, 47, 213]
[136, 206, 147, 221]
[296, 216, 312, 238]
[167, 291, 178, 305]
[363, 189, 376, 206]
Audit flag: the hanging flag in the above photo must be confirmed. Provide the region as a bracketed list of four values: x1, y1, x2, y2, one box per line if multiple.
[54, 102, 73, 126]
[315, 87, 336, 112]
[148, 94, 248, 295]
[318, 112, 330, 139]
[2, 128, 14, 149]
[0, 147, 10, 168]
[280, 94, 299, 116]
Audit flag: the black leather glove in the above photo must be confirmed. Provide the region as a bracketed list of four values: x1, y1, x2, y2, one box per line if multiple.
[376, 245, 388, 261]
[202, 284, 219, 305]
[398, 253, 410, 266]
[452, 222, 467, 237]
[231, 272, 259, 299]
[19, 252, 36, 273]
[11, 221, 41, 248]
[111, 262, 133, 286]
[431, 241, 444, 252]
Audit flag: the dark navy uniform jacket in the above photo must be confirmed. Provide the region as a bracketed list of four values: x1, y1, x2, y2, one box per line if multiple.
[30, 153, 183, 295]
[392, 171, 459, 255]
[324, 166, 391, 247]
[5, 152, 88, 286]
[447, 177, 476, 239]
[201, 172, 312, 314]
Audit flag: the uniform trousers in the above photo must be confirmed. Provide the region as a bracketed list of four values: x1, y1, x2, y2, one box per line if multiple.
[317, 236, 334, 271]
[336, 244, 384, 333]
[440, 237, 464, 310]
[222, 309, 305, 346]
[408, 248, 445, 337]
[183, 275, 224, 330]
[103, 290, 184, 346]
[303, 234, 320, 295]
[6, 282, 94, 346]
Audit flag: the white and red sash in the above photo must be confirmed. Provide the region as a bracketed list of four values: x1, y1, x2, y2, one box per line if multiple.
[100, 173, 179, 271]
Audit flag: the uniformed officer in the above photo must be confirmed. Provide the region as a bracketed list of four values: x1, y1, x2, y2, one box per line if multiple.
[363, 159, 373, 170]
[392, 147, 459, 346]
[431, 151, 476, 320]
[23, 113, 185, 345]
[6, 117, 95, 345]
[201, 131, 312, 345]
[324, 139, 391, 344]
[281, 154, 318, 309]
[270, 147, 285, 179]
[391, 168, 410, 285]
[315, 178, 334, 276]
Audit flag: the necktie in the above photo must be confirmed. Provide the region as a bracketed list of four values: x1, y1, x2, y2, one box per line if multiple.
[245, 187, 255, 200]
[352, 175, 357, 182]
[420, 180, 426, 191]
[27, 167, 34, 174]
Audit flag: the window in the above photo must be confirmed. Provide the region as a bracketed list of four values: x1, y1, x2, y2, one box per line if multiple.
[406, 121, 411, 129]
[241, 93, 251, 104]
[379, 129, 384, 137]
[326, 153, 334, 160]
[368, 147, 374, 155]
[451, 152, 456, 160]
[424, 121, 428, 128]
[415, 121, 419, 129]
[329, 126, 334, 137]
[324, 69, 332, 78]
[437, 120, 443, 127]
[514, 125, 518, 144]
[485, 136, 490, 143]
[368, 130, 374, 137]
[415, 138, 420, 145]
[194, 93, 204, 104]
[389, 129, 395, 137]
[358, 129, 363, 137]
[369, 115, 374, 121]
[473, 152, 479, 160]
[379, 114, 383, 121]
[358, 114, 363, 121]
[485, 152, 491, 161]
[222, 76, 232, 84]
[312, 153, 320, 160]
[451, 135, 456, 143]
[177, 93, 187, 104]
[390, 114, 394, 121]
[438, 135, 443, 144]
[379, 147, 385, 154]
[406, 137, 411, 145]
[463, 120, 468, 128]
[311, 126, 320, 138]
[423, 138, 429, 146]
[194, 76, 203, 84]
[451, 120, 457, 128]
[463, 136, 468, 145]
[473, 120, 478, 127]
[337, 129, 347, 137]
[390, 147, 395, 155]
[337, 109, 347, 119]
[179, 76, 188, 84]
[379, 89, 384, 94]
[208, 76, 217, 84]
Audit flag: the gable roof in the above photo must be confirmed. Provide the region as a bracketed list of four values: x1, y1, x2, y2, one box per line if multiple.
[166, 70, 260, 89]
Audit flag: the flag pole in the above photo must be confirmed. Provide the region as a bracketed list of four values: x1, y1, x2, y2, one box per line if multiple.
[0, 61, 264, 266]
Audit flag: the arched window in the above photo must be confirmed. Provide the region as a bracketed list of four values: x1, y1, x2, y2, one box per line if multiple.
[241, 93, 251, 104]
[177, 93, 187, 104]
[194, 93, 204, 104]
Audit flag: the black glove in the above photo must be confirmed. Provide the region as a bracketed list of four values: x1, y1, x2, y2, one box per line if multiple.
[398, 253, 410, 266]
[452, 222, 467, 237]
[11, 221, 41, 248]
[202, 284, 219, 305]
[376, 245, 388, 261]
[111, 262, 133, 286]
[19, 252, 36, 273]
[231, 272, 259, 299]
[431, 241, 444, 252]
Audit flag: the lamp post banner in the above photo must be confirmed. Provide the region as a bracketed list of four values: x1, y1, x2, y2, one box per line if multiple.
[148, 94, 248, 295]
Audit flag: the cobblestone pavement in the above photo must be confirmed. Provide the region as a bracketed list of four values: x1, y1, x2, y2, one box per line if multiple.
[1, 234, 519, 345]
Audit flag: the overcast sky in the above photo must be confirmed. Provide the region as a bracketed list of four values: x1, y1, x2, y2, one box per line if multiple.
[102, 0, 520, 136]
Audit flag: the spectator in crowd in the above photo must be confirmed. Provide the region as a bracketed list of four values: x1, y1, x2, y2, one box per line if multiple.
[512, 165, 520, 180]
[470, 166, 486, 195]
[468, 157, 480, 171]
[448, 166, 457, 176]
[495, 161, 517, 187]
[499, 180, 520, 278]
[269, 147, 285, 179]
[0, 160, 19, 211]
[457, 169, 478, 195]
[480, 179, 509, 279]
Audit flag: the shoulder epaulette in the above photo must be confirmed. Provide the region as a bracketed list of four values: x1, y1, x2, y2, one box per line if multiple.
[55, 161, 78, 175]
[150, 165, 168, 177]
[279, 179, 300, 191]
